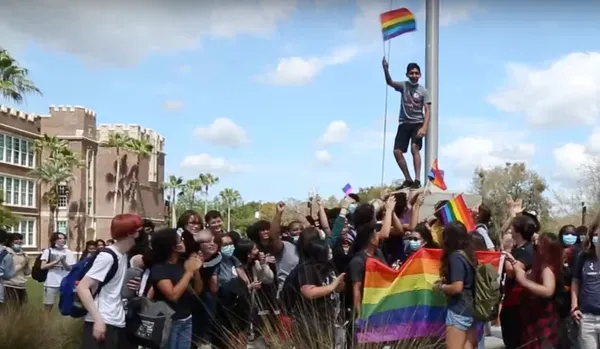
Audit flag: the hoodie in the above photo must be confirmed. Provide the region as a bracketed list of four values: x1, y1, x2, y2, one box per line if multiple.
[0, 245, 16, 303]
[4, 247, 30, 289]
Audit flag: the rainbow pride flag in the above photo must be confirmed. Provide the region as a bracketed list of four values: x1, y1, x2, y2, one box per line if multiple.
[357, 248, 503, 343]
[428, 158, 447, 191]
[440, 194, 476, 232]
[380, 8, 416, 41]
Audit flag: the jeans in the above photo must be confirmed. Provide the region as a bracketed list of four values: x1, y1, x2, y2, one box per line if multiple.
[579, 313, 600, 349]
[446, 309, 475, 331]
[169, 316, 193, 349]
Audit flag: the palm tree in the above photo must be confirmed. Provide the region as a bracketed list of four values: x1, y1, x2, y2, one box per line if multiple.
[183, 178, 202, 210]
[35, 135, 68, 156]
[126, 137, 153, 216]
[105, 132, 131, 215]
[199, 173, 219, 214]
[0, 48, 42, 103]
[219, 188, 241, 231]
[30, 157, 74, 236]
[164, 176, 184, 228]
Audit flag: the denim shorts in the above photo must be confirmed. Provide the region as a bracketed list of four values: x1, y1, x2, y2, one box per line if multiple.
[446, 309, 474, 331]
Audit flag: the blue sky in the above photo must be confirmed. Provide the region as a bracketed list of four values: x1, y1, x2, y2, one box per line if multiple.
[2, 0, 600, 202]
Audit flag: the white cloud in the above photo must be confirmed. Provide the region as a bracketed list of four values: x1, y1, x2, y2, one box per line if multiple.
[180, 153, 240, 174]
[552, 143, 595, 182]
[440, 136, 536, 176]
[257, 45, 361, 85]
[314, 150, 332, 165]
[318, 121, 349, 145]
[0, 0, 296, 66]
[163, 100, 184, 110]
[587, 126, 600, 154]
[487, 52, 600, 128]
[193, 118, 249, 148]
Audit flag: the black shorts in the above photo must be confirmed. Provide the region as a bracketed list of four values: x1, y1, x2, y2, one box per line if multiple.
[393, 122, 424, 153]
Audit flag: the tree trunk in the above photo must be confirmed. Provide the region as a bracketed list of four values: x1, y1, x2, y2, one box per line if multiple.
[135, 159, 146, 217]
[48, 207, 55, 237]
[227, 202, 231, 231]
[171, 188, 177, 228]
[113, 152, 120, 216]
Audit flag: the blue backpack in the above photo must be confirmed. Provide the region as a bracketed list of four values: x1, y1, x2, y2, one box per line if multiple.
[59, 248, 119, 318]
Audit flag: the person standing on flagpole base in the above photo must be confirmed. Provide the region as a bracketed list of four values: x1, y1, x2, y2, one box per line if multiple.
[382, 57, 431, 190]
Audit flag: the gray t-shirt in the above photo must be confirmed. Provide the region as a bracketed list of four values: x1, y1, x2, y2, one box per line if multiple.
[573, 254, 600, 315]
[395, 81, 431, 124]
[275, 241, 299, 296]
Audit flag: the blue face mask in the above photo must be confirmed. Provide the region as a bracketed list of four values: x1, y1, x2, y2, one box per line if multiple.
[12, 244, 21, 252]
[221, 245, 235, 257]
[562, 234, 577, 246]
[409, 240, 422, 251]
[292, 236, 299, 243]
[593, 236, 598, 245]
[348, 203, 358, 214]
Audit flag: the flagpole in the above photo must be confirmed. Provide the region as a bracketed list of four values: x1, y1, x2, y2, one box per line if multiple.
[424, 0, 440, 179]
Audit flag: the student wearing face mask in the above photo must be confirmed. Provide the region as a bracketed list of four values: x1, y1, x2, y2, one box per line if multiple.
[281, 227, 345, 347]
[556, 225, 581, 349]
[571, 216, 600, 349]
[4, 233, 30, 307]
[40, 232, 76, 313]
[146, 228, 203, 349]
[406, 223, 440, 255]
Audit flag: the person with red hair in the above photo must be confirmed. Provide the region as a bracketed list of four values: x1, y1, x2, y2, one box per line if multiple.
[77, 214, 143, 348]
[504, 232, 562, 349]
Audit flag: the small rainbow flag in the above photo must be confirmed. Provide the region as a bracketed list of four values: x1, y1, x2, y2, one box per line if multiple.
[428, 158, 447, 190]
[440, 194, 476, 232]
[357, 248, 504, 343]
[380, 8, 417, 41]
[342, 183, 353, 195]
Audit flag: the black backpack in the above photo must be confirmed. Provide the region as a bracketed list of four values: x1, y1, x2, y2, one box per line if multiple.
[32, 249, 51, 283]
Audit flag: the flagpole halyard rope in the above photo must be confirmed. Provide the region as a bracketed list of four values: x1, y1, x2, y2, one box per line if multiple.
[380, 0, 394, 188]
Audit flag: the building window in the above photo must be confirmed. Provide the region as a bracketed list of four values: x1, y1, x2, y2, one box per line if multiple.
[0, 133, 35, 169]
[0, 175, 36, 208]
[58, 185, 68, 208]
[8, 219, 36, 248]
[56, 220, 68, 234]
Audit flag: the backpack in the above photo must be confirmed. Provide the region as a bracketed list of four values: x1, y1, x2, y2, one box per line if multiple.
[58, 248, 119, 318]
[459, 251, 502, 322]
[0, 249, 11, 280]
[31, 249, 51, 283]
[125, 267, 175, 349]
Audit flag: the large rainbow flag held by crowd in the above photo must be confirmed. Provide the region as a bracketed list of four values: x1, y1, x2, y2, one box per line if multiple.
[356, 249, 503, 343]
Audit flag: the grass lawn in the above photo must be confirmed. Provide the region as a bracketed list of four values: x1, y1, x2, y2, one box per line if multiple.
[26, 278, 46, 307]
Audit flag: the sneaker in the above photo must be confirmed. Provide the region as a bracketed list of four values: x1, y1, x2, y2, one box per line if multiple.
[411, 180, 421, 189]
[396, 180, 413, 190]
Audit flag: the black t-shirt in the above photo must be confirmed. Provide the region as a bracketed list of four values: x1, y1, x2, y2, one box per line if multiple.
[381, 236, 407, 265]
[445, 251, 474, 316]
[346, 249, 386, 309]
[503, 241, 536, 307]
[150, 262, 195, 320]
[282, 262, 337, 320]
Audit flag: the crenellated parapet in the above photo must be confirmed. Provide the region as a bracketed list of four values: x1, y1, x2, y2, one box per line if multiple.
[49, 105, 96, 118]
[97, 123, 165, 153]
[0, 105, 39, 122]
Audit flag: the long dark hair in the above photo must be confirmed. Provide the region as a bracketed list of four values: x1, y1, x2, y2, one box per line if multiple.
[531, 233, 563, 283]
[143, 228, 179, 269]
[234, 238, 256, 266]
[440, 222, 477, 279]
[297, 227, 331, 270]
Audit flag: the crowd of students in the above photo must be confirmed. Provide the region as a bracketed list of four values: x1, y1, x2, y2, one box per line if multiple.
[0, 188, 598, 349]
